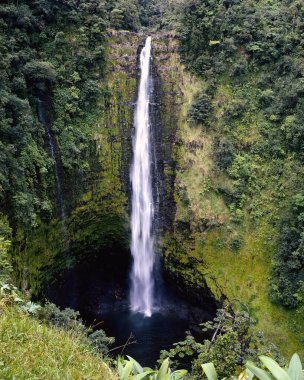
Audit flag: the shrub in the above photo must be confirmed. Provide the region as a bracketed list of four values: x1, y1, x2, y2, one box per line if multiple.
[23, 60, 57, 83]
[189, 92, 212, 125]
[213, 137, 235, 170]
[160, 304, 283, 379]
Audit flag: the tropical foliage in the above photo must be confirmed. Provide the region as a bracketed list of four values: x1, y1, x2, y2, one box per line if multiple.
[159, 304, 283, 379]
[0, 0, 303, 377]
[117, 356, 187, 380]
[201, 353, 303, 380]
[0, 0, 108, 227]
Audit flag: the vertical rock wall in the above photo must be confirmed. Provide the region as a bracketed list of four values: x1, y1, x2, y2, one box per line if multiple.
[13, 31, 144, 295]
[150, 33, 182, 234]
[151, 33, 216, 305]
[13, 31, 214, 307]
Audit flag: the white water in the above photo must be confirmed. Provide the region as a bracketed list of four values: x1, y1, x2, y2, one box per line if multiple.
[130, 37, 155, 317]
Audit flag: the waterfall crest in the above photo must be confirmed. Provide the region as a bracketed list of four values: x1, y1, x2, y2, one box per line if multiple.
[130, 37, 155, 317]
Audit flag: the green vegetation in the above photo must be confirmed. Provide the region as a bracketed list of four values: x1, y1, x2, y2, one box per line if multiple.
[0, 217, 115, 379]
[246, 354, 303, 380]
[200, 353, 303, 380]
[0, 0, 108, 227]
[116, 351, 302, 380]
[117, 356, 187, 380]
[0, 0, 303, 376]
[0, 2, 140, 295]
[177, 0, 304, 310]
[0, 307, 115, 380]
[161, 0, 304, 355]
[108, 0, 141, 31]
[159, 303, 283, 379]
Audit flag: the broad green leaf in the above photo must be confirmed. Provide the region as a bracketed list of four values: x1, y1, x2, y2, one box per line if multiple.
[246, 361, 274, 380]
[118, 360, 124, 377]
[260, 356, 291, 380]
[171, 369, 188, 379]
[156, 358, 169, 380]
[246, 368, 254, 380]
[134, 370, 156, 380]
[288, 354, 303, 380]
[239, 370, 248, 380]
[121, 360, 134, 380]
[238, 369, 254, 380]
[127, 355, 144, 374]
[202, 362, 218, 380]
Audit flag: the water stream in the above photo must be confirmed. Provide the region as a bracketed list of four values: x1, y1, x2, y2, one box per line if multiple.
[130, 36, 155, 317]
[37, 98, 65, 219]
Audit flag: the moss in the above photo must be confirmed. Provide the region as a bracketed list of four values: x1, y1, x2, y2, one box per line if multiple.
[12, 31, 141, 297]
[165, 43, 304, 357]
[202, 222, 304, 357]
[13, 220, 68, 296]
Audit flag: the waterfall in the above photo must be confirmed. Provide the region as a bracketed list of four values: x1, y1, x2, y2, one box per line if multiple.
[130, 36, 155, 317]
[37, 99, 65, 219]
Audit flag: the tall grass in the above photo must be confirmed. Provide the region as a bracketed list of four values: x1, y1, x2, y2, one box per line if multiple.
[0, 306, 116, 380]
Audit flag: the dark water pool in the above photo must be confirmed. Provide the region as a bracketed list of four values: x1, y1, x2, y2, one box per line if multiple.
[46, 256, 214, 366]
[100, 309, 190, 365]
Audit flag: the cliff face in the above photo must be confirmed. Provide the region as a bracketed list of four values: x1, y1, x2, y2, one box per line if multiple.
[13, 31, 191, 297]
[150, 33, 181, 234]
[13, 31, 142, 295]
[153, 38, 304, 356]
[150, 33, 216, 304]
[12, 30, 302, 355]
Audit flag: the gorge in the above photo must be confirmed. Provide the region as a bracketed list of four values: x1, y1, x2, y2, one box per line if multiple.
[0, 1, 304, 378]
[45, 33, 215, 366]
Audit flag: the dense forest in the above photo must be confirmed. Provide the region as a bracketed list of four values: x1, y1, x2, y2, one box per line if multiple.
[1, 0, 106, 225]
[0, 0, 303, 379]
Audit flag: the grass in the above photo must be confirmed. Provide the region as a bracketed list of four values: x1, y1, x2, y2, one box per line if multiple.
[0, 306, 116, 380]
[173, 66, 230, 226]
[200, 221, 304, 358]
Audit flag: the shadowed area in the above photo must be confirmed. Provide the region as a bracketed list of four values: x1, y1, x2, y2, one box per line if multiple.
[46, 253, 215, 366]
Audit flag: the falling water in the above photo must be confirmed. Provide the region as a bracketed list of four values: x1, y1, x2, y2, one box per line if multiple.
[130, 36, 155, 317]
[37, 99, 65, 219]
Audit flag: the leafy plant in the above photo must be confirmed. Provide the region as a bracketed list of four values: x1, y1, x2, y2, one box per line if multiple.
[246, 354, 303, 380]
[160, 303, 283, 379]
[159, 334, 204, 365]
[117, 356, 187, 380]
[200, 353, 302, 380]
